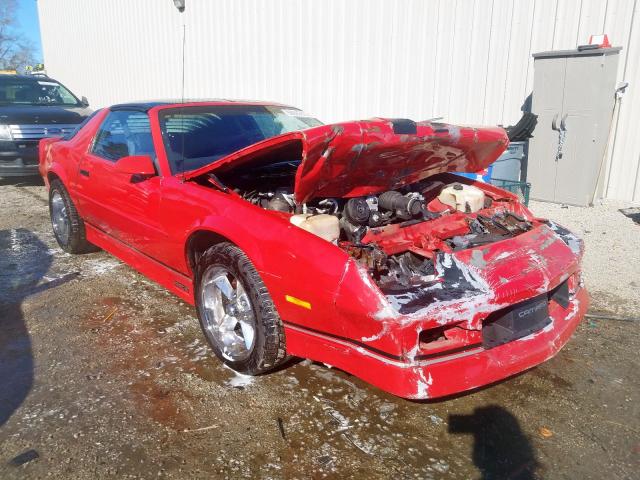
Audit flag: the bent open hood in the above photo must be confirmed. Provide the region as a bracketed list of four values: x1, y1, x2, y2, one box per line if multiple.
[184, 119, 509, 203]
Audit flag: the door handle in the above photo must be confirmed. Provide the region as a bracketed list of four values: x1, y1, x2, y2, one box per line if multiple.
[79, 169, 90, 177]
[551, 113, 559, 131]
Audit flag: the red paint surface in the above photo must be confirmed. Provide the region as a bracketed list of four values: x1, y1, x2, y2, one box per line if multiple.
[40, 101, 587, 399]
[185, 119, 508, 203]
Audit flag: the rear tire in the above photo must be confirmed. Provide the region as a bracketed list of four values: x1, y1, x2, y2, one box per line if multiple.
[49, 179, 97, 254]
[195, 243, 286, 375]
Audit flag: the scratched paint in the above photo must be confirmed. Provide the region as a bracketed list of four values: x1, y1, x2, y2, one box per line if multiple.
[40, 101, 588, 399]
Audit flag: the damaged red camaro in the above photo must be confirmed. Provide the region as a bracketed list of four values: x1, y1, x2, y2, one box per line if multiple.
[39, 101, 588, 399]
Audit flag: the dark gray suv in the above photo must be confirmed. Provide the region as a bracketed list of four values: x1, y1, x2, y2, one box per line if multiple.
[0, 74, 92, 177]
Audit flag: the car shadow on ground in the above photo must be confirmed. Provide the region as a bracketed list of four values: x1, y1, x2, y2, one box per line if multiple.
[448, 405, 539, 480]
[0, 228, 76, 427]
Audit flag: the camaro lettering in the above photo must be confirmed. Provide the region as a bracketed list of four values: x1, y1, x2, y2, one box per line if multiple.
[518, 302, 547, 318]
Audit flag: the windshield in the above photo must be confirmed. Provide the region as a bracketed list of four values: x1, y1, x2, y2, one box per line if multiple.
[0, 76, 81, 106]
[159, 104, 322, 174]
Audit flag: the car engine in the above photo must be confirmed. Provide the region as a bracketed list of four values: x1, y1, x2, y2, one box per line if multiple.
[243, 187, 430, 241]
[213, 161, 533, 291]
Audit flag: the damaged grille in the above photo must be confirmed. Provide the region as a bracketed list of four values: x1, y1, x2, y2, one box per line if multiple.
[482, 279, 572, 349]
[482, 294, 551, 349]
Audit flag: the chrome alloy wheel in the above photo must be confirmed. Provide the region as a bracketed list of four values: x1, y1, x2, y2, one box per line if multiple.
[199, 266, 257, 362]
[51, 191, 70, 245]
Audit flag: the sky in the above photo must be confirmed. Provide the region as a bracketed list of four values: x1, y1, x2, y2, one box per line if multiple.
[16, 0, 43, 62]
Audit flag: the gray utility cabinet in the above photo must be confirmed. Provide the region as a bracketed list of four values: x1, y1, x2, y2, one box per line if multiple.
[527, 47, 620, 206]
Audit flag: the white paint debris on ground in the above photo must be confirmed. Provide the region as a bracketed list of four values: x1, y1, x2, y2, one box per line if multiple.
[223, 365, 255, 388]
[81, 257, 123, 276]
[530, 199, 640, 314]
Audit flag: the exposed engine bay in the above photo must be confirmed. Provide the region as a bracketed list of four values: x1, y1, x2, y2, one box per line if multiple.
[242, 176, 435, 243]
[214, 160, 535, 292]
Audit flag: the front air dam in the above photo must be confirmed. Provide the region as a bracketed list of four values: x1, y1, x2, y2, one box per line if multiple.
[282, 287, 588, 399]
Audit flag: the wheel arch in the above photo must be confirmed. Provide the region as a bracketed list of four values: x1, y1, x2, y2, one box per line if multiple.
[185, 228, 264, 277]
[47, 170, 62, 185]
[45, 165, 68, 191]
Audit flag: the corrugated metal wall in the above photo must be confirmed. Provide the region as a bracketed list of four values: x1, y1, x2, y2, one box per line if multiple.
[38, 0, 640, 201]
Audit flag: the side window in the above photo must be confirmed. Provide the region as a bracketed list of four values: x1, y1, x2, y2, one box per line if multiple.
[92, 110, 155, 162]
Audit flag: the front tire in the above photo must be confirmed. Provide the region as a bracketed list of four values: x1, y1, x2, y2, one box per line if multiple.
[49, 179, 96, 254]
[195, 243, 286, 375]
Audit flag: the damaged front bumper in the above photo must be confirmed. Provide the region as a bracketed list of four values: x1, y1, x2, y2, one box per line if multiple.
[284, 223, 588, 399]
[286, 286, 587, 399]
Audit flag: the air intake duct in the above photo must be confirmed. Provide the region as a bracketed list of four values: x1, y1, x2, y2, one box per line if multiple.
[378, 191, 422, 218]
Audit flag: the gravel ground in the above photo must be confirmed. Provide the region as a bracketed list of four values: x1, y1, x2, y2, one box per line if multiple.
[529, 200, 640, 315]
[0, 180, 638, 479]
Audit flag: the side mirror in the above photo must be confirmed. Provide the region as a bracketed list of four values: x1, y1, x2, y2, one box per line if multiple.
[80, 96, 89, 107]
[114, 155, 156, 180]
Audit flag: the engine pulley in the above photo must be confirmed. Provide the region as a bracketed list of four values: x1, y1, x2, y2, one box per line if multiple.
[344, 198, 371, 225]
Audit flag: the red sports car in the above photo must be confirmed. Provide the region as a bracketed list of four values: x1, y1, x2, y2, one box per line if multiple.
[39, 100, 588, 399]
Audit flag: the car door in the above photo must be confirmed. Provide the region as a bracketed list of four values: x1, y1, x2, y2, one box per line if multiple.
[76, 109, 167, 255]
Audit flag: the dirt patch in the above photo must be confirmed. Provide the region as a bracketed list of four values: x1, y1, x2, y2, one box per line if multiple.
[0, 182, 638, 479]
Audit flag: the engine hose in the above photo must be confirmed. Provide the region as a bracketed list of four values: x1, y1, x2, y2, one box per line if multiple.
[379, 191, 421, 217]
